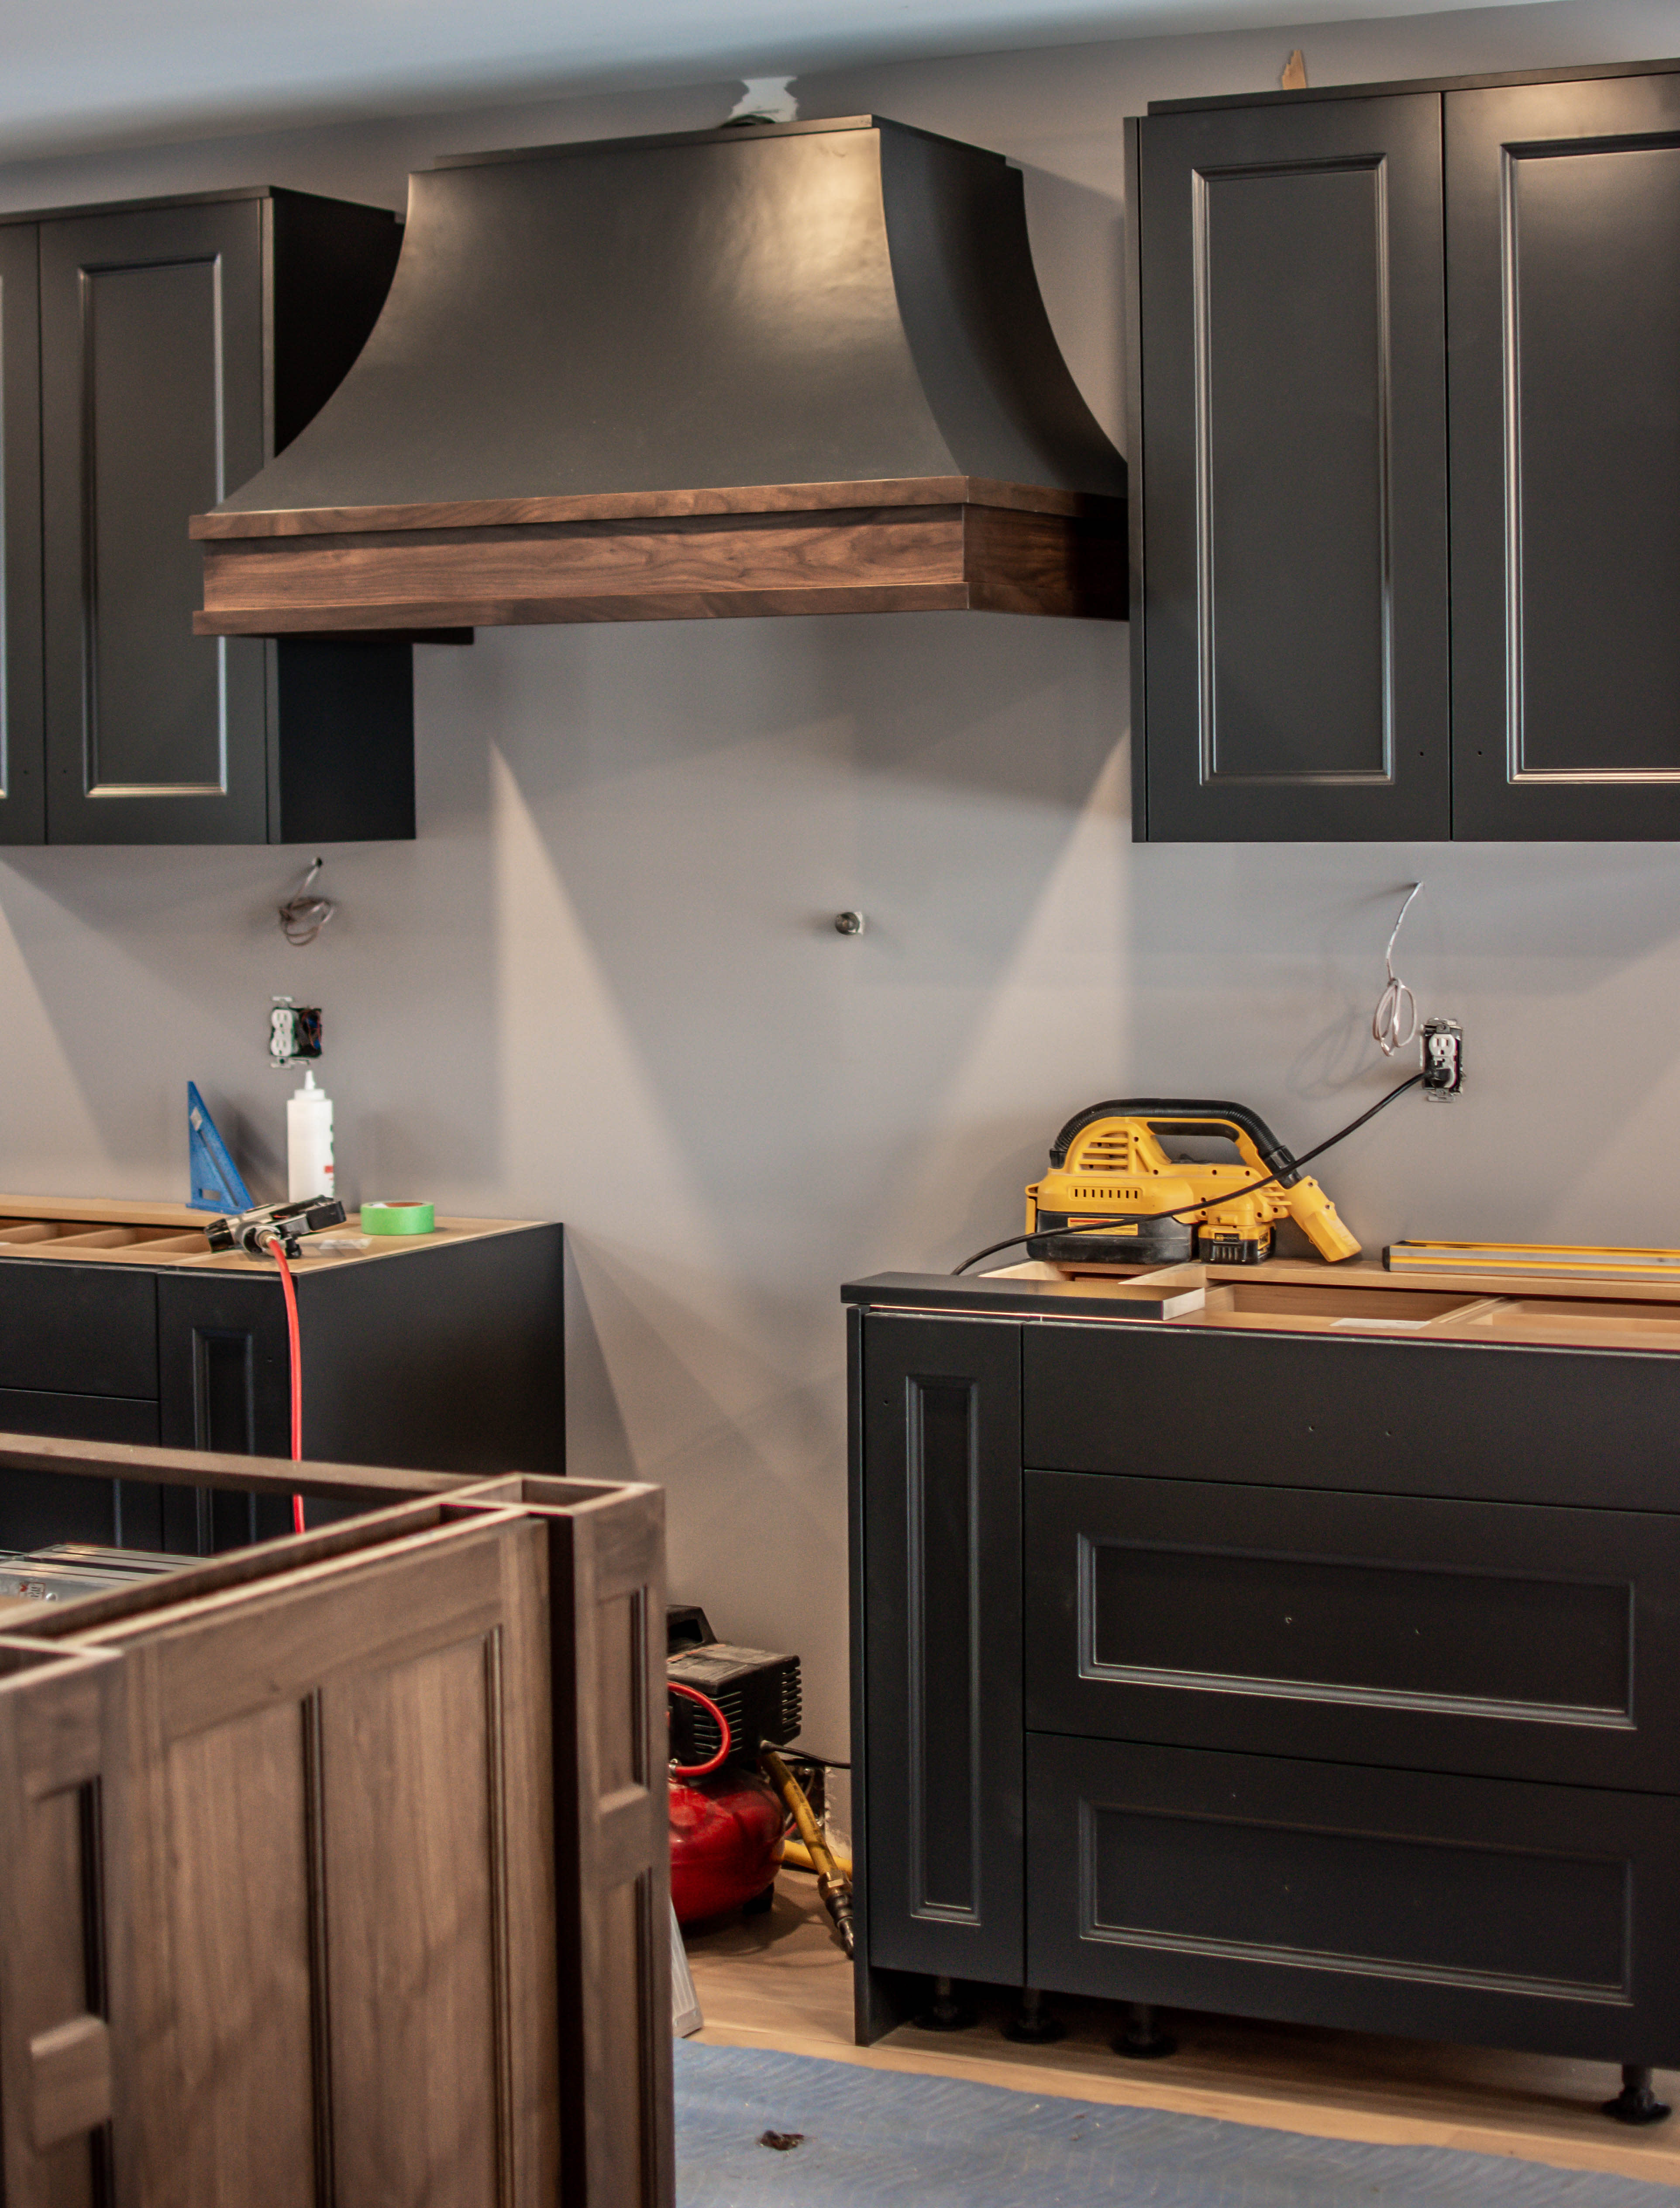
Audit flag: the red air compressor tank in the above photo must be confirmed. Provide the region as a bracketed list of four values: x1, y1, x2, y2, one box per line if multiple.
[668, 1767, 785, 1925]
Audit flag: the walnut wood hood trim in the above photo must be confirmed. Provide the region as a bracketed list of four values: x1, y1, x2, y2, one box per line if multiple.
[192, 119, 1126, 630]
[193, 479, 1125, 630]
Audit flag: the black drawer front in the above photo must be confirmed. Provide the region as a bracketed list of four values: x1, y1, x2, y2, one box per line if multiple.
[1024, 1321, 1680, 1511]
[1026, 1470, 1680, 1792]
[0, 1387, 162, 1554]
[1026, 1732, 1680, 2065]
[0, 1261, 157, 1397]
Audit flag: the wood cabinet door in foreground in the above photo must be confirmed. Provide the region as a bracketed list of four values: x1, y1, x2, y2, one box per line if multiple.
[97, 1509, 559, 2207]
[0, 1638, 121, 2208]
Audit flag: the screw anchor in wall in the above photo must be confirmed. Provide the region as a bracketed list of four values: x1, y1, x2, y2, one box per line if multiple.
[833, 911, 866, 937]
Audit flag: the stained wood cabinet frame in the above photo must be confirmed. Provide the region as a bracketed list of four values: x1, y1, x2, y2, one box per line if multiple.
[0, 1435, 671, 2208]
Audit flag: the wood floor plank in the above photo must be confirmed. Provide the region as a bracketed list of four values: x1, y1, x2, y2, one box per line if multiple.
[683, 1872, 1680, 2187]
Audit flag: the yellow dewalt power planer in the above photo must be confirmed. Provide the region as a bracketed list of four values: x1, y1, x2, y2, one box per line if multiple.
[1026, 1099, 1361, 1266]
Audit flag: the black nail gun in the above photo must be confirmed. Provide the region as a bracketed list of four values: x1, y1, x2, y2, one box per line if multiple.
[1026, 1099, 1360, 1266]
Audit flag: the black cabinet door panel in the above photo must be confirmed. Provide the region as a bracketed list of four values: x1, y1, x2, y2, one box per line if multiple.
[1027, 1733, 1680, 2063]
[0, 225, 43, 845]
[1136, 96, 1449, 839]
[1026, 1469, 1680, 1790]
[40, 203, 267, 843]
[861, 1314, 1023, 1984]
[1449, 75, 1680, 836]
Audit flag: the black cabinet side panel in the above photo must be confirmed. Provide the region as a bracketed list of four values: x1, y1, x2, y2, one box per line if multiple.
[268, 190, 402, 455]
[1137, 94, 1449, 840]
[40, 201, 268, 843]
[1449, 73, 1680, 836]
[294, 1227, 565, 1477]
[0, 225, 43, 844]
[862, 1314, 1022, 1985]
[272, 638, 414, 845]
[1027, 1733, 1680, 2065]
[1025, 1322, 1680, 1513]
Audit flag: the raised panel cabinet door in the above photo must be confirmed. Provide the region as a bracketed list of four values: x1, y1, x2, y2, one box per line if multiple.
[95, 1509, 561, 2208]
[1131, 97, 1450, 839]
[860, 1314, 1023, 1986]
[40, 203, 268, 843]
[1448, 73, 1680, 836]
[0, 225, 44, 844]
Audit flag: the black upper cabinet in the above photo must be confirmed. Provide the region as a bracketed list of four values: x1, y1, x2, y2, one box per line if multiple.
[1128, 97, 1451, 841]
[0, 227, 44, 844]
[1448, 75, 1680, 838]
[1129, 59, 1680, 841]
[7, 186, 411, 847]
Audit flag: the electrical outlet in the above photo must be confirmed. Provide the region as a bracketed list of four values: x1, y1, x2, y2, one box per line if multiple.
[1422, 1018, 1463, 1098]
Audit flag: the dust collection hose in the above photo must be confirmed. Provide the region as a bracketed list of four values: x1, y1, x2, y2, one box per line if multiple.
[761, 1746, 856, 1959]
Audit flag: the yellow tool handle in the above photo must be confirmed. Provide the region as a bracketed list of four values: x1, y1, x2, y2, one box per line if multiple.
[1283, 1175, 1361, 1263]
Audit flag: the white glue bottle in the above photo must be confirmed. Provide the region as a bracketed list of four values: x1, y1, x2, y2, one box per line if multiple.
[287, 1069, 335, 1204]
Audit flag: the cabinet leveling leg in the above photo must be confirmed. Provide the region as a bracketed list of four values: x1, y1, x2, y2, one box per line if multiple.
[1604, 2066, 1671, 2125]
[915, 1976, 978, 2032]
[1113, 2001, 1177, 2059]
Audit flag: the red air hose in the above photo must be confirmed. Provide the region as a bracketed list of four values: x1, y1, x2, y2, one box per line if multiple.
[271, 1243, 306, 1534]
[669, 1680, 731, 1777]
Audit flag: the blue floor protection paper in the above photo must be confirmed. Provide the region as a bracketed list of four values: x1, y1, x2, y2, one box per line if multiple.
[675, 2042, 1680, 2207]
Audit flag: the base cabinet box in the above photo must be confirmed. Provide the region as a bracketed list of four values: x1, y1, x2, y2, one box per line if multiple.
[847, 1272, 1680, 2075]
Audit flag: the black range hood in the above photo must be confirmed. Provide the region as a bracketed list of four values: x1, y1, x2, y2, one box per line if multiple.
[194, 116, 1126, 631]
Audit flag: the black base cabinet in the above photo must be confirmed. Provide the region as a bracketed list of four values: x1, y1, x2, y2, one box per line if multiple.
[847, 1282, 1680, 2071]
[0, 1224, 564, 1553]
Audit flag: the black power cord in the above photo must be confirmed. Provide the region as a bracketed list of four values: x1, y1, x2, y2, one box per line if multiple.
[953, 1073, 1424, 1276]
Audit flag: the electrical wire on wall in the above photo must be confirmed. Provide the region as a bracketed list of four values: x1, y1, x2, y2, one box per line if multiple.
[278, 857, 337, 948]
[1372, 883, 1423, 1057]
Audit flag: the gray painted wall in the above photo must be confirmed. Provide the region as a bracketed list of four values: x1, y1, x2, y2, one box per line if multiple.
[0, 0, 1674, 1756]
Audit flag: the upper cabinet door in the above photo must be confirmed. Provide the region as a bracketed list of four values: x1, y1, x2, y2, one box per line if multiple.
[40, 203, 268, 844]
[0, 226, 43, 846]
[1448, 76, 1680, 838]
[1133, 97, 1450, 841]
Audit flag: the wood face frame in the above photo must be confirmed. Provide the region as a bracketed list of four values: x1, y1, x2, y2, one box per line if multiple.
[192, 478, 1127, 630]
[0, 1444, 671, 2208]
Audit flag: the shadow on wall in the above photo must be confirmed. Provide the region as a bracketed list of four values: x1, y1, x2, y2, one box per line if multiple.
[0, 640, 501, 1204]
[462, 606, 1130, 1735]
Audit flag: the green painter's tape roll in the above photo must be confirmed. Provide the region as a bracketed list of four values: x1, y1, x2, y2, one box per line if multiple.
[360, 1200, 435, 1236]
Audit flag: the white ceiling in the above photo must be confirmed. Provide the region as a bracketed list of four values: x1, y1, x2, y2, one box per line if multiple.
[0, 0, 1535, 159]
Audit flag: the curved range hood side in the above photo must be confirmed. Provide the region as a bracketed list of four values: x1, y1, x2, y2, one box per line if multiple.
[193, 117, 1126, 632]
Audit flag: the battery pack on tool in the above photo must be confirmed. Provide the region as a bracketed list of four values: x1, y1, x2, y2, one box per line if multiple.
[667, 1642, 802, 1769]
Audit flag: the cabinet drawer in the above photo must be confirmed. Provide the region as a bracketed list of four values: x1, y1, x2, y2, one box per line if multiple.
[1026, 1732, 1680, 2064]
[1026, 1470, 1680, 1791]
[0, 1262, 157, 1396]
[1022, 1321, 1680, 1511]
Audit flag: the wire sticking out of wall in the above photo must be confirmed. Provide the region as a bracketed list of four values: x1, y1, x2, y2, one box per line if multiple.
[278, 857, 337, 948]
[1372, 882, 1423, 1057]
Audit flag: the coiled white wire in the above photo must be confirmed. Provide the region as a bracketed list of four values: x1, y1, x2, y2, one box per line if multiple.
[278, 857, 337, 949]
[1372, 883, 1422, 1057]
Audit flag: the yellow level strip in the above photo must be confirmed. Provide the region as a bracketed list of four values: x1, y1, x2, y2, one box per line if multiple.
[1388, 1240, 1680, 1281]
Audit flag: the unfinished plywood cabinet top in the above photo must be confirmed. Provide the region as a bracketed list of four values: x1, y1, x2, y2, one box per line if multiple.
[844, 1256, 1680, 1356]
[0, 1193, 543, 1273]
